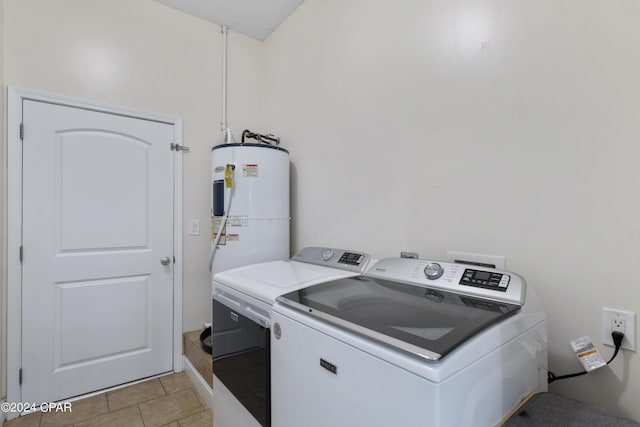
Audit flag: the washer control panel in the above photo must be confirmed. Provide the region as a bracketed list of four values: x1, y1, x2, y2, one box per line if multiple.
[460, 269, 510, 292]
[367, 258, 525, 305]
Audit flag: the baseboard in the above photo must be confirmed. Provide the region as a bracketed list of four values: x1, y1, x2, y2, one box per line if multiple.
[183, 355, 214, 411]
[0, 400, 6, 426]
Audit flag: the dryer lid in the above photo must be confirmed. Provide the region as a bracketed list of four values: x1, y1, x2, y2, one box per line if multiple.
[276, 276, 521, 361]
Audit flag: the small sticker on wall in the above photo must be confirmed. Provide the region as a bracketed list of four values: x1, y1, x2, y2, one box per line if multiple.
[243, 164, 259, 177]
[227, 216, 248, 227]
[226, 234, 240, 242]
[211, 216, 226, 245]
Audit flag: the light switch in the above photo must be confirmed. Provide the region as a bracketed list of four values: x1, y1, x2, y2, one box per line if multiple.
[189, 219, 200, 236]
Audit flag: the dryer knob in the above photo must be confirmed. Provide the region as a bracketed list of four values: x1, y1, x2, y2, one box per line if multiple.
[424, 262, 444, 280]
[321, 249, 334, 261]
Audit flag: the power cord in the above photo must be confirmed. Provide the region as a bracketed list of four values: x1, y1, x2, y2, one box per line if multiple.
[547, 331, 625, 384]
[241, 129, 280, 145]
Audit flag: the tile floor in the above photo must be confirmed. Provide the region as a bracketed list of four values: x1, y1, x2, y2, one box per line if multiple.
[183, 331, 212, 389]
[4, 373, 213, 427]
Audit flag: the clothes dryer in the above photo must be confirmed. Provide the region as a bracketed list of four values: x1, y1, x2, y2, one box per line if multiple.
[212, 246, 372, 427]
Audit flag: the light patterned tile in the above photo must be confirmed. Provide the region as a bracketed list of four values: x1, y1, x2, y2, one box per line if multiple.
[4, 411, 42, 427]
[183, 331, 200, 348]
[139, 389, 204, 427]
[160, 373, 193, 395]
[107, 379, 166, 411]
[72, 405, 143, 427]
[41, 394, 109, 427]
[183, 331, 213, 389]
[201, 360, 213, 389]
[160, 422, 180, 427]
[184, 348, 205, 380]
[192, 389, 209, 412]
[178, 409, 213, 427]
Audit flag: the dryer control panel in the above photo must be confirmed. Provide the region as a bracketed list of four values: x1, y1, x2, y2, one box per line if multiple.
[292, 247, 371, 274]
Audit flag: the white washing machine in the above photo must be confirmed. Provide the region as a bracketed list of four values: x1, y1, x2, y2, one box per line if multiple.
[212, 247, 373, 427]
[271, 258, 548, 427]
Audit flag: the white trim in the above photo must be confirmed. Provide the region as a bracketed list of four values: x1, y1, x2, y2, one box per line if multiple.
[173, 119, 184, 372]
[0, 401, 6, 426]
[7, 87, 24, 421]
[182, 356, 214, 411]
[6, 86, 184, 420]
[8, 87, 181, 124]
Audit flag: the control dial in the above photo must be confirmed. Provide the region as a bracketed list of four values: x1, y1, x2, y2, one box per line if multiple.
[321, 249, 334, 261]
[424, 262, 444, 280]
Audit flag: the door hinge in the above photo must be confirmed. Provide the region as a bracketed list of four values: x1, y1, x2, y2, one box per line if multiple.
[20, 123, 24, 140]
[19, 368, 23, 385]
[170, 143, 190, 153]
[19, 246, 23, 263]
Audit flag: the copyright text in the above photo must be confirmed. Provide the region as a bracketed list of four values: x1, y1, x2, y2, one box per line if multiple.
[1, 402, 73, 413]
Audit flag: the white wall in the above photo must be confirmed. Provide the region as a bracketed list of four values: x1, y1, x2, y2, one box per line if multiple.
[0, 0, 264, 398]
[2, 0, 639, 421]
[1, 0, 6, 402]
[262, 0, 640, 421]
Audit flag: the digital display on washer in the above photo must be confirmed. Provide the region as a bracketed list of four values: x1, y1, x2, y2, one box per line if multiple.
[475, 271, 491, 281]
[278, 276, 520, 360]
[338, 252, 363, 265]
[460, 268, 511, 292]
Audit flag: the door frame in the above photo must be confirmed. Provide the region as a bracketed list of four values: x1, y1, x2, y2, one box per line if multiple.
[6, 86, 184, 412]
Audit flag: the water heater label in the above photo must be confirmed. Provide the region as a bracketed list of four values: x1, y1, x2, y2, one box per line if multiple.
[211, 216, 227, 244]
[243, 164, 259, 177]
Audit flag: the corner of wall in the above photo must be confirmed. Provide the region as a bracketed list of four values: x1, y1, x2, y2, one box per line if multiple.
[1, 0, 8, 404]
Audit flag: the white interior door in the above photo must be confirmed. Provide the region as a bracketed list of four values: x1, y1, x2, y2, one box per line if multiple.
[21, 99, 175, 403]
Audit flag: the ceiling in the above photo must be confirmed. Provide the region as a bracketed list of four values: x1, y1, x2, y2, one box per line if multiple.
[154, 0, 305, 40]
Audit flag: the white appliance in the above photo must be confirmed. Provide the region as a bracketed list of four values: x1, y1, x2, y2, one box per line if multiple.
[271, 258, 548, 427]
[212, 247, 373, 427]
[209, 142, 289, 277]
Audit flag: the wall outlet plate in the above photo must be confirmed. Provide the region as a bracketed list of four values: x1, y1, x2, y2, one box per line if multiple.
[400, 251, 419, 259]
[446, 250, 505, 270]
[602, 308, 636, 352]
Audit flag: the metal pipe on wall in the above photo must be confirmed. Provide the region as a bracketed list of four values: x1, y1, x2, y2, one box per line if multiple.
[220, 25, 232, 143]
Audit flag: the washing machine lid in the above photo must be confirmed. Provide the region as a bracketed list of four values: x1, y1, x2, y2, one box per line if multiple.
[214, 260, 361, 305]
[276, 276, 521, 361]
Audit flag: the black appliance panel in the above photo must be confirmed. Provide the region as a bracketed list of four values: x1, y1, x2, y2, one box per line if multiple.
[212, 299, 270, 427]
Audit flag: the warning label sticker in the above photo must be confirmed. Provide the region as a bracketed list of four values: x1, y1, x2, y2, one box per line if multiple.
[243, 164, 259, 178]
[570, 336, 606, 372]
[211, 216, 226, 245]
[226, 234, 240, 242]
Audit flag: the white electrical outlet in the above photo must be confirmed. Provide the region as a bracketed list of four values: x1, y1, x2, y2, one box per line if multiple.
[602, 308, 636, 352]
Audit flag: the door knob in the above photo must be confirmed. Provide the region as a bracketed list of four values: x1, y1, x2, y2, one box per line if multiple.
[161, 257, 171, 265]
